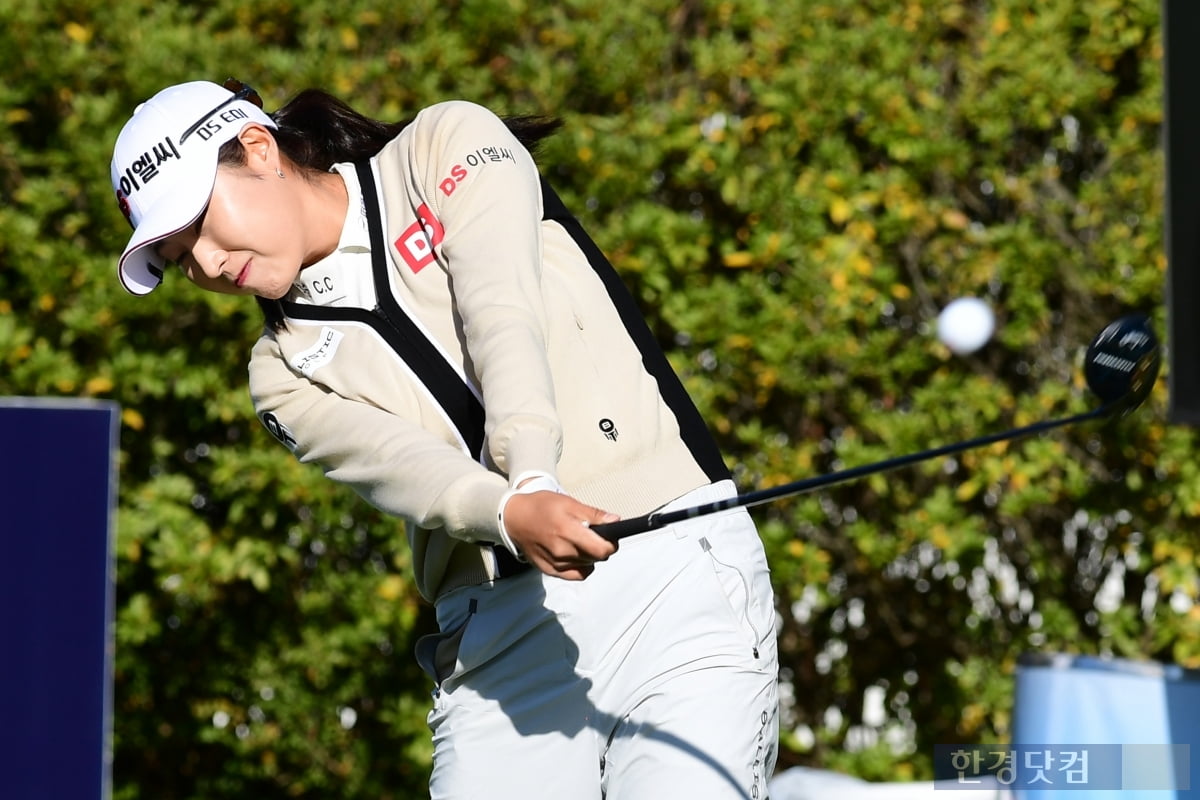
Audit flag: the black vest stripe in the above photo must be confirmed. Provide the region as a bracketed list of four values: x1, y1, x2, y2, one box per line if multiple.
[280, 162, 487, 460]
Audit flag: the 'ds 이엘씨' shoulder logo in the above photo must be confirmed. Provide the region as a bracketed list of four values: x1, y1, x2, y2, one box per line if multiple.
[396, 203, 444, 274]
[439, 149, 518, 200]
[439, 148, 517, 198]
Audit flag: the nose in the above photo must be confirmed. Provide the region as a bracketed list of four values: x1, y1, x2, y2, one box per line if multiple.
[191, 241, 228, 280]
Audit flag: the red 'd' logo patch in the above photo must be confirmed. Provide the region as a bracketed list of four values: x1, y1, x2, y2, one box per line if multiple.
[396, 204, 445, 274]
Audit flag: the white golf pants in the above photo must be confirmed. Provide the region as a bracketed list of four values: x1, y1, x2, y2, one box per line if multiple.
[420, 481, 780, 799]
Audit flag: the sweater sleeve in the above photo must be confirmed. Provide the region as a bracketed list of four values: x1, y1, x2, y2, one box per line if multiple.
[405, 101, 562, 483]
[248, 333, 509, 542]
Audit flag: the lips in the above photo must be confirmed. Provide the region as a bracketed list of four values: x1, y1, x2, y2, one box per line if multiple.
[235, 261, 250, 288]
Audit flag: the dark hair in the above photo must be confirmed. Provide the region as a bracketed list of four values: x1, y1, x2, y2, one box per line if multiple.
[219, 90, 562, 330]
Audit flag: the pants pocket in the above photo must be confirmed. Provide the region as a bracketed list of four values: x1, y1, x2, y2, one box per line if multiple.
[697, 522, 776, 662]
[699, 538, 760, 654]
[415, 599, 477, 687]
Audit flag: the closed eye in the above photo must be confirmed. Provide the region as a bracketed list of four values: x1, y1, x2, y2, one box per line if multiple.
[153, 209, 207, 273]
[153, 242, 185, 271]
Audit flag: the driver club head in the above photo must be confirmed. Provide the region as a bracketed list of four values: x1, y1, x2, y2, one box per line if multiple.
[1083, 314, 1161, 416]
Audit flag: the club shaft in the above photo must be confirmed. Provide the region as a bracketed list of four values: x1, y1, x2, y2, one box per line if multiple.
[592, 404, 1110, 541]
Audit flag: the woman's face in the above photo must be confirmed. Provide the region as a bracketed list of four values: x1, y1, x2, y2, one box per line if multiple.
[154, 125, 328, 300]
[156, 164, 307, 299]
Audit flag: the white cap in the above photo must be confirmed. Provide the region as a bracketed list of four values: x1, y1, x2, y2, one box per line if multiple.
[111, 81, 277, 295]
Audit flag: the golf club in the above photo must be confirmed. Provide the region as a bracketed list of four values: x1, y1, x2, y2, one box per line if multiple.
[591, 314, 1160, 542]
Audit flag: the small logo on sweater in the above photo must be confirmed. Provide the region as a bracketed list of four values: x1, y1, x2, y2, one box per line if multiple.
[396, 203, 444, 274]
[295, 273, 343, 303]
[290, 327, 344, 378]
[599, 418, 619, 441]
[260, 411, 297, 451]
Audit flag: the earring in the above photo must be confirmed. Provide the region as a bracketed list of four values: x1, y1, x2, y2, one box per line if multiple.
[275, 167, 285, 179]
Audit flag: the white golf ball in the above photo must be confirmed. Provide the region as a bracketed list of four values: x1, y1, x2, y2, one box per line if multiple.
[937, 297, 995, 355]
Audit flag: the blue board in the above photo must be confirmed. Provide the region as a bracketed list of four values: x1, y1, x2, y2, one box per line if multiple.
[1013, 653, 1198, 799]
[0, 398, 119, 800]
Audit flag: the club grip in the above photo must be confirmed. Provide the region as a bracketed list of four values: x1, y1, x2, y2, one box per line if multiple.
[590, 515, 655, 542]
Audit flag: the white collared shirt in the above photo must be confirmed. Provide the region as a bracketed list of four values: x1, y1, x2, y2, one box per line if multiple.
[289, 161, 377, 309]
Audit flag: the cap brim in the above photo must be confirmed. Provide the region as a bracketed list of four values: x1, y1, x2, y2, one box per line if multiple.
[116, 151, 218, 296]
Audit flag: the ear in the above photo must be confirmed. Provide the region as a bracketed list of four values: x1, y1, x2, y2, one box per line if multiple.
[235, 123, 280, 173]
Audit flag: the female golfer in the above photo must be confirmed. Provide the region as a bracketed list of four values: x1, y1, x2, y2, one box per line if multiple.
[110, 79, 778, 799]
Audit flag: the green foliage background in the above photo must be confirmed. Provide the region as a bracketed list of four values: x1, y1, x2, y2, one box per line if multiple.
[2, 0, 1195, 795]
